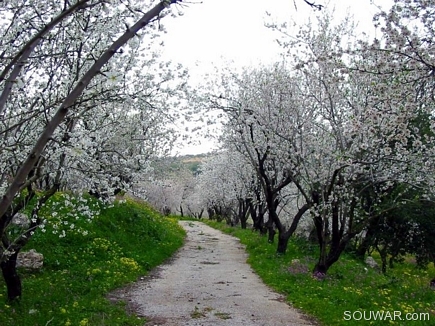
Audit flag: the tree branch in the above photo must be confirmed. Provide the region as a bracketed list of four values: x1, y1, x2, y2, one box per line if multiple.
[0, 0, 97, 116]
[0, 0, 174, 230]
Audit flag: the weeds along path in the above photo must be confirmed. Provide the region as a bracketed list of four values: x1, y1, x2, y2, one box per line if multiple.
[111, 221, 315, 326]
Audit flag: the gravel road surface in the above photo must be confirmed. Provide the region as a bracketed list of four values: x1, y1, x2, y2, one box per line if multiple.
[110, 221, 316, 325]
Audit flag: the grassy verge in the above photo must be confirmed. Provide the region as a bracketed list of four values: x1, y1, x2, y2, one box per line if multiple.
[0, 194, 185, 326]
[205, 220, 435, 326]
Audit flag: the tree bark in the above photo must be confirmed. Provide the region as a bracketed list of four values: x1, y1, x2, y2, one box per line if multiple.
[276, 232, 289, 254]
[355, 215, 380, 259]
[313, 232, 355, 276]
[1, 252, 21, 301]
[250, 201, 266, 233]
[275, 204, 310, 254]
[267, 223, 276, 243]
[239, 199, 249, 229]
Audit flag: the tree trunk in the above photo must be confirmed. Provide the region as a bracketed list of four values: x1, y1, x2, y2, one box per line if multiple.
[313, 261, 328, 275]
[313, 247, 339, 277]
[276, 232, 290, 254]
[377, 245, 388, 274]
[239, 199, 250, 229]
[355, 234, 371, 259]
[355, 215, 380, 259]
[313, 233, 355, 277]
[207, 207, 214, 220]
[381, 255, 387, 274]
[1, 252, 21, 301]
[250, 202, 266, 234]
[265, 217, 276, 243]
[313, 224, 328, 277]
[267, 227, 276, 243]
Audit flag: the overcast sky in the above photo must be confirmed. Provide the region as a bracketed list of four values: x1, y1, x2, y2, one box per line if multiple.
[159, 0, 393, 155]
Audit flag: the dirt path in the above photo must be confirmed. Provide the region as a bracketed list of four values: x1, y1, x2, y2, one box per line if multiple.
[110, 221, 316, 325]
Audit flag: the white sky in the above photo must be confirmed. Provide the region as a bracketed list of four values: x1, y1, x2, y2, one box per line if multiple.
[159, 0, 392, 156]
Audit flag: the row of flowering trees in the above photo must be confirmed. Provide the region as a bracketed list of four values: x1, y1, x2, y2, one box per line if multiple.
[0, 0, 187, 300]
[196, 0, 435, 276]
[0, 0, 326, 301]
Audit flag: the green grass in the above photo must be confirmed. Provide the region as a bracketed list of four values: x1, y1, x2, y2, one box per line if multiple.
[0, 194, 185, 326]
[205, 221, 435, 326]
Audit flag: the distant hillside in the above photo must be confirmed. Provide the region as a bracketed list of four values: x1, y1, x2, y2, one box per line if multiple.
[181, 155, 205, 163]
[179, 154, 207, 174]
[151, 154, 208, 178]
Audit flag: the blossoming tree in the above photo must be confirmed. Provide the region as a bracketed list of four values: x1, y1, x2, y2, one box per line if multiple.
[0, 0, 185, 301]
[201, 0, 435, 275]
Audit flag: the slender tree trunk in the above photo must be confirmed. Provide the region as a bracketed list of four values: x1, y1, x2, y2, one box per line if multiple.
[239, 199, 249, 229]
[381, 253, 387, 274]
[240, 217, 247, 229]
[267, 227, 276, 243]
[206, 207, 214, 219]
[355, 215, 380, 259]
[276, 204, 310, 254]
[376, 244, 388, 274]
[313, 261, 328, 275]
[1, 252, 21, 301]
[313, 232, 356, 276]
[313, 245, 342, 276]
[250, 201, 266, 233]
[259, 216, 267, 234]
[313, 208, 333, 276]
[276, 232, 290, 254]
[266, 218, 276, 243]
